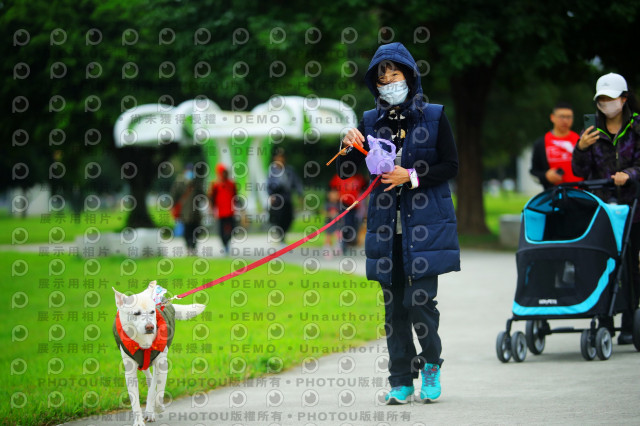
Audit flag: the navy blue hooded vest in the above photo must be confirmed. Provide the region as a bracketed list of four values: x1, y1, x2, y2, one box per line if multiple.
[362, 43, 460, 285]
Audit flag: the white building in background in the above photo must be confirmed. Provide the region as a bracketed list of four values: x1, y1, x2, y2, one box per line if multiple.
[516, 146, 543, 196]
[6, 184, 51, 216]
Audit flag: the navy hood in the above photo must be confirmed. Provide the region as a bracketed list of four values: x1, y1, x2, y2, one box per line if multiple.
[364, 42, 423, 105]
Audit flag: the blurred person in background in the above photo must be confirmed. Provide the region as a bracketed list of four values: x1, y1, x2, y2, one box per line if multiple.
[208, 163, 237, 256]
[323, 186, 341, 257]
[530, 101, 583, 190]
[170, 164, 203, 256]
[330, 172, 367, 254]
[267, 148, 303, 244]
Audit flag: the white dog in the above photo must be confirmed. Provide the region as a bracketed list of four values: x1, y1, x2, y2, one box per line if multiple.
[113, 281, 205, 425]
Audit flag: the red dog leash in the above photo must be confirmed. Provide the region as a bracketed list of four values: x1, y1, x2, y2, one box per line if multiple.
[170, 175, 381, 301]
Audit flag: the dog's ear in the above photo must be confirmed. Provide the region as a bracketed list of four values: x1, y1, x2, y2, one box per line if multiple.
[113, 287, 126, 309]
[146, 280, 157, 296]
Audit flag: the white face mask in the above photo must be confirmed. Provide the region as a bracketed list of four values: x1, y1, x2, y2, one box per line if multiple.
[597, 98, 624, 119]
[378, 80, 409, 106]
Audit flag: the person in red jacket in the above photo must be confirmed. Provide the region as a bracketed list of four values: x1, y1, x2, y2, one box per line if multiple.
[530, 102, 583, 190]
[208, 164, 237, 255]
[329, 172, 367, 254]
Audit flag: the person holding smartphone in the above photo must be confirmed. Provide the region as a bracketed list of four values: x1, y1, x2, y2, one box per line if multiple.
[572, 72, 640, 345]
[530, 102, 583, 190]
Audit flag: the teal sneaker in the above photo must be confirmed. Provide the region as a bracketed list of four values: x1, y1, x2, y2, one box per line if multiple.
[420, 363, 441, 402]
[385, 386, 415, 405]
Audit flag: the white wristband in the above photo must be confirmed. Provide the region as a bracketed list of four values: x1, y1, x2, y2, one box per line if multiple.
[408, 168, 419, 189]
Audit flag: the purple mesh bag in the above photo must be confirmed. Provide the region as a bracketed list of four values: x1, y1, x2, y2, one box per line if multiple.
[365, 135, 396, 175]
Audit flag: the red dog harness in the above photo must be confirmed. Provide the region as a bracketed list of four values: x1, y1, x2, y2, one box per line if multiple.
[114, 305, 173, 371]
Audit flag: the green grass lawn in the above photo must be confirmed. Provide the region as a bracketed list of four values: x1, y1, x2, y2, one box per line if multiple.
[3, 253, 382, 425]
[0, 209, 175, 246]
[483, 192, 530, 234]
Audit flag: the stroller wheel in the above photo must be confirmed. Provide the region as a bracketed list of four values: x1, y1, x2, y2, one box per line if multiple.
[511, 331, 527, 362]
[633, 309, 640, 351]
[525, 320, 547, 355]
[496, 331, 512, 363]
[595, 327, 612, 360]
[580, 329, 596, 361]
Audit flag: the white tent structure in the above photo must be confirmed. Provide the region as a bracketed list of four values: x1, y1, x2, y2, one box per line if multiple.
[114, 96, 357, 215]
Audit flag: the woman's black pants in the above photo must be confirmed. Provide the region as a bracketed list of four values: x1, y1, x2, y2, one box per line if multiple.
[381, 234, 443, 388]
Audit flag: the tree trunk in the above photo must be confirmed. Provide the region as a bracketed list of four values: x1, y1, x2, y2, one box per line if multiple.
[127, 171, 156, 228]
[120, 147, 157, 228]
[451, 67, 495, 235]
[117, 145, 178, 229]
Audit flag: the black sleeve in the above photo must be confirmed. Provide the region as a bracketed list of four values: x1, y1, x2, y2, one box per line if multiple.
[413, 112, 458, 187]
[335, 118, 368, 179]
[530, 136, 550, 188]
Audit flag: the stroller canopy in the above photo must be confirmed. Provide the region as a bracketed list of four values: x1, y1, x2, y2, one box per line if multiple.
[523, 187, 629, 253]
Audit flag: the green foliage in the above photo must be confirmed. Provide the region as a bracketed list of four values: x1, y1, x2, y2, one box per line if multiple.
[1, 0, 141, 195]
[3, 0, 640, 227]
[131, 1, 380, 115]
[440, 22, 500, 71]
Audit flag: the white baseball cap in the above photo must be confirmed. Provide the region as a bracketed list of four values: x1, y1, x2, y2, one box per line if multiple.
[593, 73, 628, 100]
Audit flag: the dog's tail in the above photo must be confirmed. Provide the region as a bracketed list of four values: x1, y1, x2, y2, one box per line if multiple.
[172, 303, 206, 320]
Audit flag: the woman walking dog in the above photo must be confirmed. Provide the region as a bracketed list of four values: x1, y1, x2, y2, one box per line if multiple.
[336, 42, 460, 404]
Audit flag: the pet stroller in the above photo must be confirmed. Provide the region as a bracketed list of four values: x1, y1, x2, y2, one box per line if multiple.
[496, 179, 640, 362]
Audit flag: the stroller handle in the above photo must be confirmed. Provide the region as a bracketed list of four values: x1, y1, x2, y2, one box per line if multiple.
[559, 178, 640, 198]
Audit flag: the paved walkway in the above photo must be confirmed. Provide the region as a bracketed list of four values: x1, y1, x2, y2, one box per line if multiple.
[34, 236, 639, 425]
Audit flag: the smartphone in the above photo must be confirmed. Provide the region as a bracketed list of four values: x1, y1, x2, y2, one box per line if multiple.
[583, 113, 596, 130]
